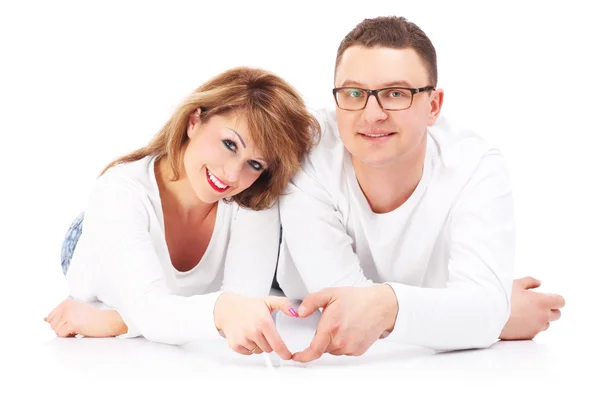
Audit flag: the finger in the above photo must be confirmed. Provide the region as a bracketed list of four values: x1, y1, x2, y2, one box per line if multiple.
[45, 304, 63, 324]
[517, 276, 541, 290]
[549, 309, 561, 322]
[292, 330, 331, 363]
[542, 322, 550, 331]
[247, 341, 263, 355]
[56, 321, 76, 338]
[324, 337, 344, 355]
[53, 318, 68, 337]
[547, 294, 566, 309]
[50, 313, 65, 332]
[325, 344, 342, 355]
[264, 296, 298, 318]
[327, 340, 363, 357]
[245, 340, 264, 355]
[234, 344, 258, 355]
[252, 333, 273, 354]
[297, 290, 333, 318]
[262, 320, 292, 360]
[229, 339, 259, 356]
[328, 348, 345, 356]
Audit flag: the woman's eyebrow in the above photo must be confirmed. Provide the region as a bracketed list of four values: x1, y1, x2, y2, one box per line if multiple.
[227, 128, 246, 148]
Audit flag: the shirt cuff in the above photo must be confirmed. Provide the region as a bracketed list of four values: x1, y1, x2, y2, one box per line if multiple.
[381, 282, 420, 344]
[200, 291, 226, 341]
[115, 291, 225, 343]
[115, 312, 142, 339]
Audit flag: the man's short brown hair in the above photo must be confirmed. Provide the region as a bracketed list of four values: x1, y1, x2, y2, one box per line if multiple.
[335, 16, 438, 87]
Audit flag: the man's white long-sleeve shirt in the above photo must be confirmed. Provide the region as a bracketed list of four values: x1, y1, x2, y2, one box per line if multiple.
[277, 109, 516, 351]
[66, 155, 280, 345]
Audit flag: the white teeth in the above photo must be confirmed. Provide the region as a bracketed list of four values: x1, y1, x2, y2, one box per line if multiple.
[208, 170, 228, 189]
[362, 133, 389, 138]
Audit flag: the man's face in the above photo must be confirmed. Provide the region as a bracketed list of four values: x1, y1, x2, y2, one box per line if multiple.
[334, 45, 443, 168]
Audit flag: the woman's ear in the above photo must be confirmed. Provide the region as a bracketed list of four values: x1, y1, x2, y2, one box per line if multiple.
[187, 108, 202, 139]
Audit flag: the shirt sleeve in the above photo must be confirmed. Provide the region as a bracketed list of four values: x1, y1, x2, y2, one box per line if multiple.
[280, 152, 515, 352]
[385, 152, 515, 351]
[279, 165, 373, 294]
[74, 176, 224, 345]
[219, 202, 281, 297]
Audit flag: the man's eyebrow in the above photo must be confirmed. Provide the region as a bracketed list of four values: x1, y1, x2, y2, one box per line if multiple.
[339, 79, 414, 88]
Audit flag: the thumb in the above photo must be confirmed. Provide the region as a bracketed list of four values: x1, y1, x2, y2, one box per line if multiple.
[297, 290, 333, 318]
[516, 276, 541, 290]
[264, 296, 299, 318]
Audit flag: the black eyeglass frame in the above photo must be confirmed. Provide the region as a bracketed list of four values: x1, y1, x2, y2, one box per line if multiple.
[332, 86, 435, 111]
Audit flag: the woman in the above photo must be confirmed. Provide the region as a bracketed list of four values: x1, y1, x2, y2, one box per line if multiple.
[44, 67, 320, 360]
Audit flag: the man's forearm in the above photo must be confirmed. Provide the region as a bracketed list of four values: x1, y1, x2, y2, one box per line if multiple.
[383, 282, 510, 351]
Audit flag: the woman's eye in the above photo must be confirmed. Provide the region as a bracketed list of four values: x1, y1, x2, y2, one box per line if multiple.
[248, 161, 264, 171]
[222, 139, 237, 152]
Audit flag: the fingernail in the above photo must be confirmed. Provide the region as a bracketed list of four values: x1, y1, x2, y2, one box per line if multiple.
[288, 307, 299, 317]
[297, 305, 306, 316]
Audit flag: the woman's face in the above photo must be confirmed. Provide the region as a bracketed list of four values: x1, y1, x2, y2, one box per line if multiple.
[183, 109, 268, 204]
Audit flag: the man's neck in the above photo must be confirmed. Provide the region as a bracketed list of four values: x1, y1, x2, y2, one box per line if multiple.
[352, 135, 427, 214]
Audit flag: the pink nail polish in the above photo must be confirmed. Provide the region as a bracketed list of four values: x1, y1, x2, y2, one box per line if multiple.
[289, 307, 299, 317]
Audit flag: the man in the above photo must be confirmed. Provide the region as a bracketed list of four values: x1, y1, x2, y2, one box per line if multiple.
[276, 16, 565, 362]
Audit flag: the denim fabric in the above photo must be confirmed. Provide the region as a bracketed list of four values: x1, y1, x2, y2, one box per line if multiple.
[60, 212, 84, 276]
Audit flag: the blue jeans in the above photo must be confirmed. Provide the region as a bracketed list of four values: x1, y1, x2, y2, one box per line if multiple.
[60, 212, 84, 276]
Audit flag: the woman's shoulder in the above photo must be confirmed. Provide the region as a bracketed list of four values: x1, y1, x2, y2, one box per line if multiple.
[95, 155, 158, 196]
[85, 156, 161, 216]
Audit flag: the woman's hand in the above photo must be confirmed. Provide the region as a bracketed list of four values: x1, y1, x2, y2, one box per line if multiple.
[44, 298, 128, 338]
[213, 293, 298, 360]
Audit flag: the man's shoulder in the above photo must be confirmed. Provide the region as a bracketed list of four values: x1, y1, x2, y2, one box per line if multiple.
[285, 108, 347, 198]
[304, 107, 346, 171]
[428, 115, 500, 170]
[426, 116, 512, 207]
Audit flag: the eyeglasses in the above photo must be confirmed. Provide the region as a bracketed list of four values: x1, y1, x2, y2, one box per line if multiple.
[332, 86, 435, 111]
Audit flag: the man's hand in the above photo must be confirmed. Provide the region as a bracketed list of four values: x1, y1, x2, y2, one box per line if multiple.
[45, 298, 128, 338]
[500, 276, 565, 340]
[291, 284, 398, 363]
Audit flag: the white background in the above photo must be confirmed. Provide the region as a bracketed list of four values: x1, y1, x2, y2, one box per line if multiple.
[1, 0, 598, 397]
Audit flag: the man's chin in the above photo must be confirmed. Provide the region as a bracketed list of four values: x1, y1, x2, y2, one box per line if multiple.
[352, 154, 401, 169]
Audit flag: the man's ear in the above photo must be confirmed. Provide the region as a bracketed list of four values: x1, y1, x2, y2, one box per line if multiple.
[427, 89, 444, 126]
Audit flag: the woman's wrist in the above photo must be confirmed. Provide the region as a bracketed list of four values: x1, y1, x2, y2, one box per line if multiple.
[213, 292, 232, 332]
[103, 310, 128, 336]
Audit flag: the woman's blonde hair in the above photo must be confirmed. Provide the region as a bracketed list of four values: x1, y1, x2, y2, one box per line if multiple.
[101, 67, 321, 210]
